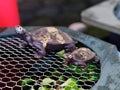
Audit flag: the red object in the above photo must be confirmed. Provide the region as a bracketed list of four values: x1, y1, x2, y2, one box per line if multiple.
[0, 0, 20, 28]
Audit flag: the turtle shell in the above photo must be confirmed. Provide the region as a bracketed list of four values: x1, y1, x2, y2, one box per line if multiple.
[31, 27, 75, 52]
[71, 48, 96, 62]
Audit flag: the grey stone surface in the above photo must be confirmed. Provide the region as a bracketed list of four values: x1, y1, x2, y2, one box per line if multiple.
[82, 0, 120, 34]
[58, 27, 120, 90]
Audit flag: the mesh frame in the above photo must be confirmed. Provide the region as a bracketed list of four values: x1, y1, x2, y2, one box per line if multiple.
[0, 36, 100, 90]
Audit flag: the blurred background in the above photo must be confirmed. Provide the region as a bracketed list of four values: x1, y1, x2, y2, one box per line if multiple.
[18, 0, 104, 26]
[18, 0, 115, 49]
[1, 0, 120, 50]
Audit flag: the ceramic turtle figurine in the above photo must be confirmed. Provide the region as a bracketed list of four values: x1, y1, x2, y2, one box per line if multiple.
[15, 26, 76, 57]
[64, 47, 99, 70]
[15, 26, 46, 57]
[30, 27, 76, 52]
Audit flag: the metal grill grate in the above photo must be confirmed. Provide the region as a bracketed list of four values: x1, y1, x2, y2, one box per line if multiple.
[0, 36, 100, 90]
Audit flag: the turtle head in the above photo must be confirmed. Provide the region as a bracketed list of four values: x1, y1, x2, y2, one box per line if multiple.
[64, 53, 73, 64]
[15, 25, 26, 35]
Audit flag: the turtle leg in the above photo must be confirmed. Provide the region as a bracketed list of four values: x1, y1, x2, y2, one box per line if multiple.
[33, 40, 46, 58]
[64, 53, 73, 65]
[65, 59, 72, 65]
[74, 61, 87, 71]
[35, 50, 46, 58]
[34, 53, 42, 58]
[33, 49, 45, 58]
[64, 43, 76, 53]
[19, 41, 28, 48]
[80, 64, 87, 71]
[65, 61, 70, 65]
[18, 33, 33, 48]
[94, 56, 99, 63]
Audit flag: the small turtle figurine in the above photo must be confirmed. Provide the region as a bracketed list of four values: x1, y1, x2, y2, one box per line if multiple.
[15, 25, 46, 57]
[15, 26, 76, 57]
[64, 47, 99, 70]
[30, 27, 76, 52]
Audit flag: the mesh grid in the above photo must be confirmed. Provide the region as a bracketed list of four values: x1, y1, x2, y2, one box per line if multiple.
[0, 36, 100, 90]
